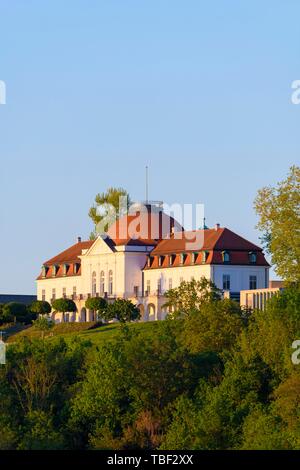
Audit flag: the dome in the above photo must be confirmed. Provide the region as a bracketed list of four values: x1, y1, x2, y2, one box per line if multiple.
[107, 203, 183, 246]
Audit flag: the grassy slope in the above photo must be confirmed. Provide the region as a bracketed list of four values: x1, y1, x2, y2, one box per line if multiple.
[6, 320, 158, 346]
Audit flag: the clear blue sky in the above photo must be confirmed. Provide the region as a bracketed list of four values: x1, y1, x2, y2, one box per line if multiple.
[0, 0, 299, 294]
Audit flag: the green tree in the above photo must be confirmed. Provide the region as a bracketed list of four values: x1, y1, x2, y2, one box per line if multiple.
[182, 299, 245, 355]
[163, 277, 222, 317]
[32, 316, 54, 339]
[51, 298, 77, 322]
[88, 187, 131, 239]
[69, 321, 198, 449]
[0, 336, 89, 449]
[29, 300, 51, 317]
[254, 165, 300, 283]
[2, 302, 33, 324]
[239, 286, 300, 379]
[105, 299, 140, 323]
[85, 297, 107, 321]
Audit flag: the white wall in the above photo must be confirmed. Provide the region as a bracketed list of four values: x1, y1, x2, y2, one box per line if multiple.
[37, 275, 82, 303]
[143, 264, 212, 294]
[212, 265, 268, 291]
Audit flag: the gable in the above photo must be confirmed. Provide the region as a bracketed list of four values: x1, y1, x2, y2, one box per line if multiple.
[83, 235, 116, 257]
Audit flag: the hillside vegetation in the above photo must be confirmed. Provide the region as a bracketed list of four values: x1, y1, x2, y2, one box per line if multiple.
[1, 285, 300, 450]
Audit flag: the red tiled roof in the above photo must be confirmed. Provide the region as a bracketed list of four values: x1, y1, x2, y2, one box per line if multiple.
[43, 241, 94, 264]
[151, 228, 262, 254]
[37, 240, 94, 280]
[144, 227, 269, 269]
[107, 211, 182, 246]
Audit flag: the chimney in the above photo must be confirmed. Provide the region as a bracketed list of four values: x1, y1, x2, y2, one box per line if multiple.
[77, 236, 82, 243]
[215, 223, 220, 231]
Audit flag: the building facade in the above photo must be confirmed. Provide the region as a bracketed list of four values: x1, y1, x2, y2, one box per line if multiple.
[37, 203, 270, 323]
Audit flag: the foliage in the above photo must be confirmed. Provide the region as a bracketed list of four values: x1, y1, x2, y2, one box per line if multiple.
[29, 300, 51, 316]
[52, 298, 77, 314]
[85, 297, 107, 320]
[104, 299, 141, 323]
[1, 283, 300, 450]
[88, 187, 131, 239]
[32, 316, 54, 339]
[0, 337, 89, 449]
[182, 299, 245, 355]
[254, 165, 300, 283]
[1, 302, 35, 324]
[163, 277, 222, 317]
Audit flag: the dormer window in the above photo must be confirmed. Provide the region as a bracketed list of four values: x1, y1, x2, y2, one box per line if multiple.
[63, 264, 69, 276]
[222, 251, 230, 263]
[158, 256, 164, 267]
[42, 265, 48, 278]
[202, 251, 209, 263]
[191, 252, 198, 264]
[147, 257, 152, 268]
[180, 253, 187, 266]
[74, 263, 80, 275]
[52, 265, 58, 277]
[249, 252, 257, 264]
[169, 254, 175, 266]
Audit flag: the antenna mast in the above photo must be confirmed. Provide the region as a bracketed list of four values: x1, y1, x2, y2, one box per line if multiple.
[146, 165, 149, 203]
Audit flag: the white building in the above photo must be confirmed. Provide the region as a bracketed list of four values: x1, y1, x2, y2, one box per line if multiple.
[37, 203, 270, 322]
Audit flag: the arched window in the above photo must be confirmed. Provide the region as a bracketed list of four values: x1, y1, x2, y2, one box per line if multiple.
[92, 271, 97, 296]
[108, 270, 113, 296]
[100, 270, 105, 296]
[222, 251, 230, 263]
[249, 252, 257, 264]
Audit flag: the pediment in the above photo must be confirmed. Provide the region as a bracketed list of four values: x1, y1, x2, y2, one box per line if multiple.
[81, 235, 115, 257]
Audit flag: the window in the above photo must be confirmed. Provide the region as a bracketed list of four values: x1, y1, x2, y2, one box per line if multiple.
[202, 251, 209, 263]
[222, 251, 230, 263]
[249, 275, 257, 290]
[191, 252, 198, 264]
[158, 256, 164, 267]
[92, 271, 97, 296]
[223, 274, 230, 290]
[73, 286, 76, 298]
[169, 278, 173, 290]
[108, 270, 113, 296]
[180, 253, 186, 265]
[169, 254, 174, 266]
[63, 264, 69, 276]
[146, 280, 151, 295]
[100, 271, 105, 296]
[52, 288, 56, 300]
[62, 287, 66, 298]
[147, 257, 152, 267]
[52, 265, 57, 277]
[157, 278, 162, 294]
[74, 263, 80, 275]
[42, 289, 46, 301]
[42, 265, 48, 278]
[249, 252, 257, 264]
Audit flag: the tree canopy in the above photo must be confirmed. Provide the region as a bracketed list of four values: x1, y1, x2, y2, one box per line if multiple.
[29, 300, 51, 316]
[254, 165, 300, 283]
[163, 277, 222, 317]
[85, 297, 107, 320]
[105, 299, 140, 323]
[88, 187, 131, 239]
[51, 298, 77, 314]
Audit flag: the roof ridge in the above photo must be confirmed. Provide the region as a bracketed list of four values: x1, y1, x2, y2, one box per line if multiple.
[218, 227, 262, 251]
